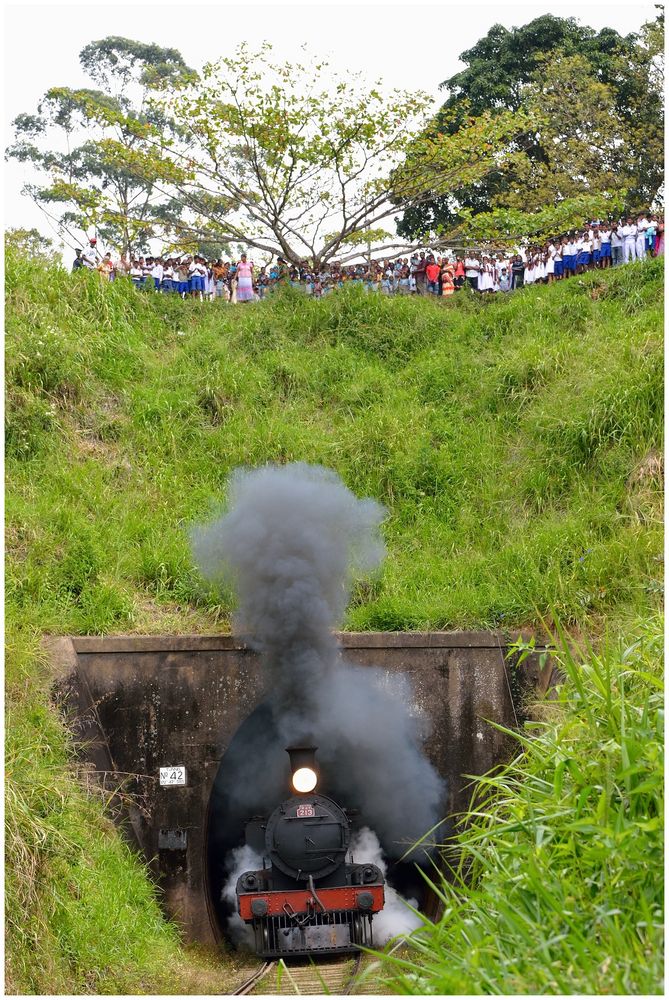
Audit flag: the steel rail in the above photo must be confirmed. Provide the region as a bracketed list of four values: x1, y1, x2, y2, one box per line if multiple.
[232, 960, 276, 995]
[343, 950, 364, 994]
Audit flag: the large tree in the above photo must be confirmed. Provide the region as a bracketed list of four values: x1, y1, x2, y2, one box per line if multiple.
[133, 43, 538, 267]
[6, 38, 196, 256]
[6, 38, 555, 264]
[398, 13, 664, 243]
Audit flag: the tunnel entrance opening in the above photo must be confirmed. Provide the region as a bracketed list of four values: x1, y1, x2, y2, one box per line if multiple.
[206, 701, 282, 941]
[205, 700, 436, 947]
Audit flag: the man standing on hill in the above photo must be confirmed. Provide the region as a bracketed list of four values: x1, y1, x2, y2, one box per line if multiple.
[622, 217, 638, 264]
[464, 254, 480, 291]
[81, 237, 100, 269]
[413, 251, 428, 295]
[425, 255, 440, 294]
[610, 222, 624, 266]
[511, 255, 525, 290]
[636, 213, 650, 260]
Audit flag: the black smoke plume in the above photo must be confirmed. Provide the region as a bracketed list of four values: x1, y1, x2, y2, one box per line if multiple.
[192, 463, 444, 859]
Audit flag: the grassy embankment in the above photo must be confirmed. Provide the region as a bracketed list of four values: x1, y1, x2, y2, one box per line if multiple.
[371, 617, 663, 995]
[6, 251, 663, 993]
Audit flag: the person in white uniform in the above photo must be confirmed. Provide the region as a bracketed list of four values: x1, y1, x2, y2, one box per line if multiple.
[546, 244, 556, 283]
[621, 218, 638, 264]
[81, 238, 100, 269]
[636, 214, 649, 260]
[464, 255, 481, 291]
[610, 222, 624, 266]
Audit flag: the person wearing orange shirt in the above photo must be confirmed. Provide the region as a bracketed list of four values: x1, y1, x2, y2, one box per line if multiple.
[97, 253, 114, 281]
[440, 261, 455, 297]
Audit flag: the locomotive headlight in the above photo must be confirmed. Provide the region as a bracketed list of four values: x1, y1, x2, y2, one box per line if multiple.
[292, 767, 318, 793]
[286, 745, 319, 794]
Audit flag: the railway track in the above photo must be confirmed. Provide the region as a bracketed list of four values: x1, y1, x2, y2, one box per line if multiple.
[233, 951, 363, 995]
[233, 960, 276, 995]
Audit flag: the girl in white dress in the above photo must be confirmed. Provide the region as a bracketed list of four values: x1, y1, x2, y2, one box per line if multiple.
[524, 253, 535, 285]
[490, 257, 499, 291]
[481, 257, 494, 292]
[546, 245, 555, 284]
[205, 263, 215, 301]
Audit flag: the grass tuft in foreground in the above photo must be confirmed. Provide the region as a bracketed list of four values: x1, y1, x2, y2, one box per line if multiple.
[376, 616, 664, 995]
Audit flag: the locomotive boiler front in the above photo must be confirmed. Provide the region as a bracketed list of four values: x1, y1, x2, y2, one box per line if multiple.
[266, 794, 350, 882]
[235, 747, 385, 957]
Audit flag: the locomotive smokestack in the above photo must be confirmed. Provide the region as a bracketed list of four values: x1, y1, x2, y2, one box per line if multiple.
[192, 462, 445, 860]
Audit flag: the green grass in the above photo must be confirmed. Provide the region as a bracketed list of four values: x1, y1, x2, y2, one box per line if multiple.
[6, 254, 663, 636]
[5, 251, 663, 993]
[375, 616, 663, 995]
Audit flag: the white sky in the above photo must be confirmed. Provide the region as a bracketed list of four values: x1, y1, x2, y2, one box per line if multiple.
[3, 0, 658, 254]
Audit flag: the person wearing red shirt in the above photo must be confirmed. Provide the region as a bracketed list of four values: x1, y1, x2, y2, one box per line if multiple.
[425, 256, 440, 294]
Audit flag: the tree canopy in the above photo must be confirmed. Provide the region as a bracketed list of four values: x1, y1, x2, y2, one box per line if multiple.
[4, 227, 55, 262]
[145, 43, 537, 267]
[397, 13, 664, 244]
[6, 38, 195, 255]
[6, 39, 541, 263]
[7, 19, 662, 260]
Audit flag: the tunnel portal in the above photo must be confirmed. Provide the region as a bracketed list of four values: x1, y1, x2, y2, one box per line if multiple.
[49, 632, 547, 945]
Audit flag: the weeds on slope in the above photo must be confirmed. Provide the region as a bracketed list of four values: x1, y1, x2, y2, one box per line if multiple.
[5, 628, 178, 993]
[5, 253, 664, 636]
[377, 617, 664, 995]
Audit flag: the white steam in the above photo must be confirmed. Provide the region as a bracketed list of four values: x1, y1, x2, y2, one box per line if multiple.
[350, 827, 424, 945]
[221, 843, 263, 949]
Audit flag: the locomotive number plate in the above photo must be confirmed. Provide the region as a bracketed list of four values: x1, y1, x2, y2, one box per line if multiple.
[296, 803, 315, 817]
[159, 766, 186, 786]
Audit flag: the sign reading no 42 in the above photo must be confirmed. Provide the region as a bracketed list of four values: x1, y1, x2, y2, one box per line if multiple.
[159, 765, 187, 786]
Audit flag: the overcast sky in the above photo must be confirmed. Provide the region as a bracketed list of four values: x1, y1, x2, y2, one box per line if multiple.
[3, 0, 658, 251]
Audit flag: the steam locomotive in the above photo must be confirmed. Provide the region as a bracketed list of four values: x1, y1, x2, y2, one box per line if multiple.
[235, 746, 385, 957]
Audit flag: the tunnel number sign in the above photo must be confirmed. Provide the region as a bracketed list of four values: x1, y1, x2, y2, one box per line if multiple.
[160, 766, 187, 786]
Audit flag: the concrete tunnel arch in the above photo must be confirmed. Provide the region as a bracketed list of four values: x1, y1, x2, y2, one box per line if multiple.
[50, 632, 546, 947]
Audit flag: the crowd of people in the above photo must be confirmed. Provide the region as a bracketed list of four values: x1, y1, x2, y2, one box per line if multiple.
[72, 213, 663, 301]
